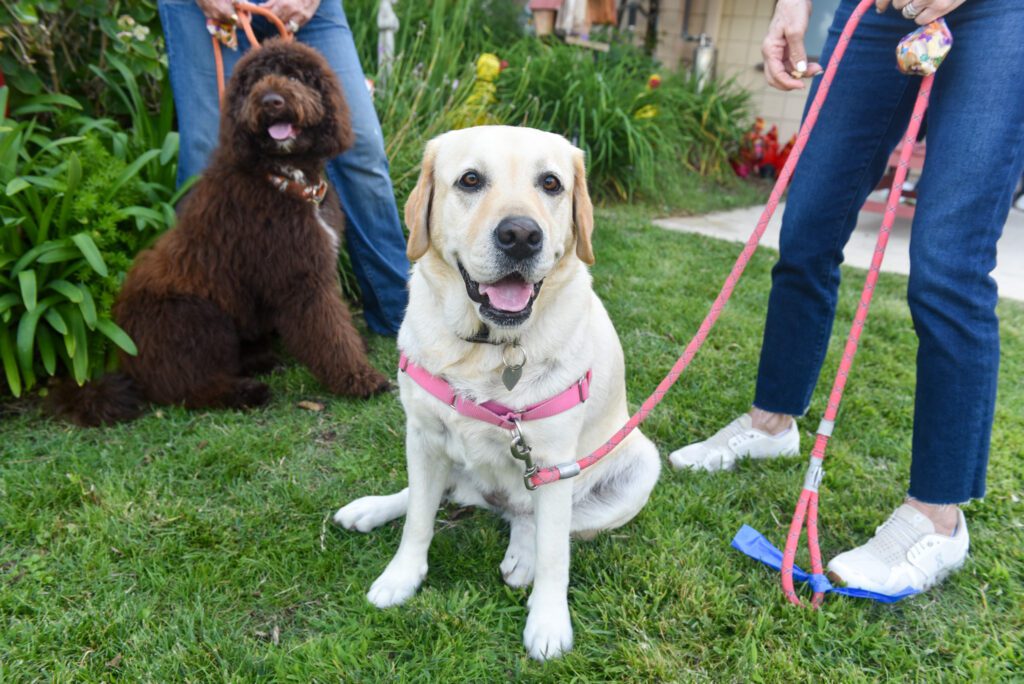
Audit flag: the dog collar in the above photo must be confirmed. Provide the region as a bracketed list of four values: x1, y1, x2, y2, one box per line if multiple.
[398, 351, 591, 431]
[459, 323, 499, 345]
[267, 170, 328, 205]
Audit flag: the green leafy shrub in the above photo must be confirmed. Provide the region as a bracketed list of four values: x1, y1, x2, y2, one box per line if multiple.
[494, 39, 664, 200]
[0, 0, 166, 114]
[344, 0, 748, 202]
[492, 41, 750, 199]
[0, 87, 181, 396]
[655, 72, 751, 179]
[346, 0, 482, 201]
[347, 0, 525, 76]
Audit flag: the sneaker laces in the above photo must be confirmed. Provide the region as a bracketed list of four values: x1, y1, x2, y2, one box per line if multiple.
[864, 509, 930, 566]
[714, 415, 793, 450]
[708, 415, 756, 448]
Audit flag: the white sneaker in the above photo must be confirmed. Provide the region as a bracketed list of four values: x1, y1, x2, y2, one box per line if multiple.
[669, 413, 799, 472]
[827, 504, 969, 595]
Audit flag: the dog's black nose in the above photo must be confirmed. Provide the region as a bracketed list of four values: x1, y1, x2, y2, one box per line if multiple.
[262, 92, 285, 110]
[494, 216, 543, 261]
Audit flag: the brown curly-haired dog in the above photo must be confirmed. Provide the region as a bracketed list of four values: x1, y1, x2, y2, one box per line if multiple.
[52, 39, 391, 426]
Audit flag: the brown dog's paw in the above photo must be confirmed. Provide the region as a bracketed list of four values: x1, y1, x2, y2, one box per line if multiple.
[332, 368, 392, 398]
[233, 379, 272, 408]
[240, 351, 282, 377]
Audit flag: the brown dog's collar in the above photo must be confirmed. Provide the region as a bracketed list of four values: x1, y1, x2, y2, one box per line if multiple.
[267, 170, 328, 205]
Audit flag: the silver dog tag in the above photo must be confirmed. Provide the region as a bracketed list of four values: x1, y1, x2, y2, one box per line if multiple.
[502, 364, 523, 391]
[501, 342, 527, 391]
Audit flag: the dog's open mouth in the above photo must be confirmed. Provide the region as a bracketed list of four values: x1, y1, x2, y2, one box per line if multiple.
[268, 122, 300, 141]
[459, 263, 543, 326]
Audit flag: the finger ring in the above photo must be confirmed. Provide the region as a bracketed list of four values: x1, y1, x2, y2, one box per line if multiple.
[286, 19, 300, 33]
[902, 2, 920, 19]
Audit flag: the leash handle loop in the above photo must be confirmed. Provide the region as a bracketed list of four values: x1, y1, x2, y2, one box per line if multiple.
[212, 1, 294, 108]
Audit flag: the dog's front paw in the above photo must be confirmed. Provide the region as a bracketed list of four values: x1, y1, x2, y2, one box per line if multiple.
[366, 560, 426, 608]
[500, 537, 536, 588]
[334, 495, 400, 533]
[359, 369, 393, 397]
[240, 351, 281, 377]
[523, 596, 573, 661]
[232, 379, 271, 408]
[334, 368, 392, 399]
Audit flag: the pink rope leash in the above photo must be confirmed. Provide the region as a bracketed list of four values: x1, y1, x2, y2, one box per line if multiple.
[781, 68, 933, 608]
[528, 0, 884, 489]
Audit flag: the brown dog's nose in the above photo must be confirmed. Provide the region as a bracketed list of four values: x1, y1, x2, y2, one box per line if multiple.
[262, 92, 285, 110]
[494, 216, 543, 261]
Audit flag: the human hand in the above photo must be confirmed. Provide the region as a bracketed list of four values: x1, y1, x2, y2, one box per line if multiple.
[197, 0, 236, 23]
[876, 0, 967, 25]
[761, 0, 823, 91]
[262, 0, 321, 32]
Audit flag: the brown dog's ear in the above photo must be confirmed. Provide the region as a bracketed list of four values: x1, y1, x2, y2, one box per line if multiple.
[405, 141, 437, 261]
[320, 67, 354, 156]
[332, 96, 355, 154]
[572, 149, 595, 265]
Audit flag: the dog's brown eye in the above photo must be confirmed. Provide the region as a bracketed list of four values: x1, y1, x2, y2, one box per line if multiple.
[458, 171, 482, 190]
[541, 174, 562, 193]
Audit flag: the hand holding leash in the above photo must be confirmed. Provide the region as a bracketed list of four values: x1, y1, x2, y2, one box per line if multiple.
[877, 0, 968, 25]
[197, 0, 236, 23]
[261, 0, 322, 33]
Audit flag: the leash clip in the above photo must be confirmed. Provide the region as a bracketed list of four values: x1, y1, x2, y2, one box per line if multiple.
[510, 418, 539, 489]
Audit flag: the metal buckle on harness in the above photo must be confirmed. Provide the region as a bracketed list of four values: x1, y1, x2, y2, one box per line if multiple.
[510, 418, 539, 490]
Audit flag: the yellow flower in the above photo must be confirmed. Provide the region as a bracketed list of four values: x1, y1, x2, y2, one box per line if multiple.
[476, 53, 502, 82]
[634, 104, 658, 120]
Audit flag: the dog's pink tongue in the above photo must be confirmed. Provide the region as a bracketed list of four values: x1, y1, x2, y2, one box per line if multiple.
[480, 278, 534, 312]
[268, 122, 297, 140]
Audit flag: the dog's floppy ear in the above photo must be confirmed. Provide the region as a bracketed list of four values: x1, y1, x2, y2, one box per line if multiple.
[316, 61, 354, 156]
[287, 41, 353, 156]
[405, 141, 437, 261]
[572, 149, 595, 265]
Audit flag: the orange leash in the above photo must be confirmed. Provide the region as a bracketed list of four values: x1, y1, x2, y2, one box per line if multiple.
[211, 1, 293, 108]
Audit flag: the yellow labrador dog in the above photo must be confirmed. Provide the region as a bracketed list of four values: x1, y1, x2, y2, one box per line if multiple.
[334, 126, 660, 661]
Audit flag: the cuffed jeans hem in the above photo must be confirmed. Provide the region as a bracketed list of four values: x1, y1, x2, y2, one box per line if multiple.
[751, 399, 808, 418]
[906, 487, 984, 507]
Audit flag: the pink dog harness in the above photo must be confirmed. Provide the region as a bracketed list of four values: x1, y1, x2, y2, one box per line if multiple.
[398, 352, 592, 431]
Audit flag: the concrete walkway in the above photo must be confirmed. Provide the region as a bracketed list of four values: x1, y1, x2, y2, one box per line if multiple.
[654, 193, 1024, 301]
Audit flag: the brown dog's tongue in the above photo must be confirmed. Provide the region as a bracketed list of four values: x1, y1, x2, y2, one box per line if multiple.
[268, 123, 298, 140]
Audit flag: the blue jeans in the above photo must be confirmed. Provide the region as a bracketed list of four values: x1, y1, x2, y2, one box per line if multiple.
[754, 0, 1024, 503]
[157, 0, 409, 335]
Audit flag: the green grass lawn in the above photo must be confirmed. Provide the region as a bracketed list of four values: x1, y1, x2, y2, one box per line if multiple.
[2, 206, 1022, 681]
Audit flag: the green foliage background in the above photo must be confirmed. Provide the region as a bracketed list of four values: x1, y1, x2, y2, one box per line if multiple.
[0, 0, 753, 396]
